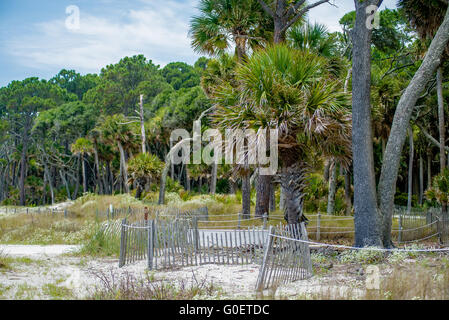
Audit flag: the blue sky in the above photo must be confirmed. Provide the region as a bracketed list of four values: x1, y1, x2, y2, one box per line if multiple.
[0, 0, 398, 87]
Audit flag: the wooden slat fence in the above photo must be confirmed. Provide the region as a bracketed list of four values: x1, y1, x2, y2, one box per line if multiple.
[255, 223, 312, 291]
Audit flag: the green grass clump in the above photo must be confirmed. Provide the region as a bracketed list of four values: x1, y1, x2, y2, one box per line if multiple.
[42, 283, 74, 300]
[77, 227, 121, 257]
[339, 248, 386, 264]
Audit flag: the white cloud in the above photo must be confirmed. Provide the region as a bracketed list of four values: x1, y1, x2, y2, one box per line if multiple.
[6, 0, 201, 74]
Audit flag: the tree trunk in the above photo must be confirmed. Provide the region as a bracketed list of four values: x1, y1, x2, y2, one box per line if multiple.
[279, 184, 286, 211]
[255, 174, 271, 217]
[279, 163, 307, 224]
[419, 155, 424, 206]
[81, 154, 87, 194]
[327, 160, 338, 215]
[407, 127, 414, 214]
[427, 150, 432, 190]
[352, 0, 383, 247]
[378, 7, 449, 246]
[19, 127, 30, 206]
[210, 163, 217, 195]
[139, 94, 146, 154]
[117, 141, 129, 193]
[344, 168, 352, 215]
[72, 156, 80, 199]
[241, 175, 251, 218]
[269, 183, 276, 212]
[437, 67, 447, 216]
[59, 170, 71, 200]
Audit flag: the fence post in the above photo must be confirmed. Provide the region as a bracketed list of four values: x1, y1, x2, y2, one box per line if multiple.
[316, 211, 321, 241]
[147, 220, 154, 270]
[238, 213, 242, 230]
[263, 213, 268, 230]
[64, 209, 67, 218]
[256, 226, 275, 292]
[398, 214, 403, 243]
[119, 218, 127, 268]
[193, 217, 199, 252]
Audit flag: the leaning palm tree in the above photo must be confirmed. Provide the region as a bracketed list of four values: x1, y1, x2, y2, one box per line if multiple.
[189, 0, 271, 60]
[212, 45, 352, 224]
[71, 137, 93, 194]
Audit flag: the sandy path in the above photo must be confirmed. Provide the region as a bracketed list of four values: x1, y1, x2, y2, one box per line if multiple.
[0, 245, 81, 257]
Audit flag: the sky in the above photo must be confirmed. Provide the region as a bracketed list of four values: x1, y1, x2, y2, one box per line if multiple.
[0, 0, 398, 87]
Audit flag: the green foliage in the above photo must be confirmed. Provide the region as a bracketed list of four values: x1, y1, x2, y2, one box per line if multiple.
[339, 248, 386, 264]
[425, 168, 449, 205]
[161, 62, 201, 90]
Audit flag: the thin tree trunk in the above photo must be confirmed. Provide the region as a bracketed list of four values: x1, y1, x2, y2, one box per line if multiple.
[437, 67, 447, 216]
[81, 154, 87, 194]
[72, 156, 80, 199]
[427, 150, 432, 190]
[279, 184, 286, 211]
[327, 160, 338, 215]
[242, 175, 251, 218]
[407, 126, 414, 215]
[378, 6, 449, 246]
[210, 163, 217, 195]
[269, 183, 276, 212]
[117, 141, 129, 193]
[344, 168, 352, 215]
[19, 128, 30, 206]
[59, 170, 71, 200]
[419, 155, 424, 206]
[139, 94, 146, 154]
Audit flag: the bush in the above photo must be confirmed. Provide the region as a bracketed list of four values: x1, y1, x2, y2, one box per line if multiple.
[339, 248, 386, 264]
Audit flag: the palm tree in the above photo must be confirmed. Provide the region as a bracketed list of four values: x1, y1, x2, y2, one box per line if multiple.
[128, 153, 164, 199]
[97, 114, 138, 194]
[287, 22, 336, 57]
[189, 0, 271, 60]
[212, 45, 352, 224]
[288, 20, 348, 216]
[71, 137, 93, 194]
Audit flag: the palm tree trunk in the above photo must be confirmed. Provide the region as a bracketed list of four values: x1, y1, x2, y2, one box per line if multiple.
[210, 163, 217, 195]
[327, 160, 337, 215]
[242, 175, 251, 218]
[279, 163, 307, 224]
[255, 174, 271, 217]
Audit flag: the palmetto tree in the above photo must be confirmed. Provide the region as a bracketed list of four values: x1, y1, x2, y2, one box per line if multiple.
[189, 0, 271, 60]
[128, 153, 164, 199]
[287, 22, 336, 58]
[212, 45, 352, 224]
[71, 137, 93, 194]
[97, 114, 139, 194]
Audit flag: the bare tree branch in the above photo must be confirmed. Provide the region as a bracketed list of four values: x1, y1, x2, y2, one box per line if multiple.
[257, 0, 274, 17]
